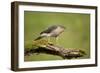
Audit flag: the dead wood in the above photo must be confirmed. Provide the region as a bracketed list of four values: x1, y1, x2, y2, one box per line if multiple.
[25, 44, 86, 59]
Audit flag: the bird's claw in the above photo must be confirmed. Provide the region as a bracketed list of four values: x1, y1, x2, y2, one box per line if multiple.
[48, 42, 53, 45]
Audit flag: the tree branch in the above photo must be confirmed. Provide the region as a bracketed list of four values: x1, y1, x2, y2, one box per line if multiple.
[25, 43, 86, 59]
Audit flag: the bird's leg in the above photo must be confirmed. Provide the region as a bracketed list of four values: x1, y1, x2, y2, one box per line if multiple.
[46, 37, 49, 43]
[47, 37, 50, 43]
[48, 37, 53, 45]
[54, 37, 56, 45]
[53, 37, 57, 45]
[48, 37, 50, 42]
[55, 37, 59, 45]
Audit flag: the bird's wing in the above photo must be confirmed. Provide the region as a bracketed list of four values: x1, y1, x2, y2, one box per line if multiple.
[40, 25, 57, 34]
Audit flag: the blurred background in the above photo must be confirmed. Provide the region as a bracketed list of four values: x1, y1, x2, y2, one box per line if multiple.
[24, 11, 90, 61]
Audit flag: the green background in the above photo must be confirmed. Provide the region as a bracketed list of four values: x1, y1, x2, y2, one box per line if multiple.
[24, 11, 90, 61]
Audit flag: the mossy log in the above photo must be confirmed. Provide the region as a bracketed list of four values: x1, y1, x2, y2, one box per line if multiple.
[25, 41, 86, 59]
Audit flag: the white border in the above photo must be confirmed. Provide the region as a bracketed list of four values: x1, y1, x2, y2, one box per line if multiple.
[18, 5, 96, 68]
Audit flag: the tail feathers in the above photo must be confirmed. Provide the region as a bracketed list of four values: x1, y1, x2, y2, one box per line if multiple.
[34, 36, 43, 40]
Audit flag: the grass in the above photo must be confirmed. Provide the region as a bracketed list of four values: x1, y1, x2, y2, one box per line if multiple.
[24, 11, 90, 61]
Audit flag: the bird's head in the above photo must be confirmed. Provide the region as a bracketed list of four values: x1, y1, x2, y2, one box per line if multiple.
[58, 25, 66, 29]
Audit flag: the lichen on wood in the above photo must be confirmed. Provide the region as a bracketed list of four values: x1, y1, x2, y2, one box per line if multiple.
[25, 39, 86, 59]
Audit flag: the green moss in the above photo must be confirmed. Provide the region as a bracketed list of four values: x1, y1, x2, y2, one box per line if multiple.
[32, 39, 49, 47]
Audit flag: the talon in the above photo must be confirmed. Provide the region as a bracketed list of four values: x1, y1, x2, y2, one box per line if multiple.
[48, 42, 53, 45]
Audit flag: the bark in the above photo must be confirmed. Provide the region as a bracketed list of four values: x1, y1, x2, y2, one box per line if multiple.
[25, 44, 86, 59]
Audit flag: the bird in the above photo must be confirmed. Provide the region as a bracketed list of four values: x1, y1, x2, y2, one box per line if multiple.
[34, 25, 66, 44]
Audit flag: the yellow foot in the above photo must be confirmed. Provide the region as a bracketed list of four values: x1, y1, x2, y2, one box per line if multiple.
[40, 45, 46, 47]
[48, 42, 53, 45]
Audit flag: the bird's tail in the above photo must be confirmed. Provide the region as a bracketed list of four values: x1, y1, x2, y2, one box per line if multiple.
[34, 36, 44, 41]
